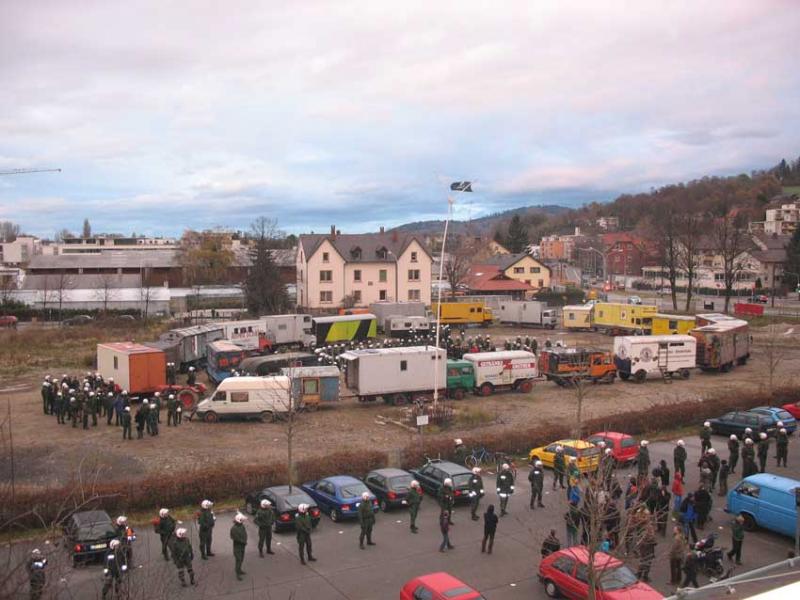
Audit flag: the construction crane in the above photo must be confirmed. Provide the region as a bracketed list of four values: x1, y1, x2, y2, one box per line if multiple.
[0, 168, 61, 176]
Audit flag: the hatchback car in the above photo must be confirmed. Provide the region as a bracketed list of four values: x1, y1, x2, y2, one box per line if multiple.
[749, 407, 797, 434]
[364, 468, 414, 511]
[586, 432, 638, 465]
[529, 439, 600, 473]
[410, 459, 473, 504]
[243, 485, 321, 532]
[539, 546, 663, 599]
[301, 476, 378, 522]
[708, 411, 777, 438]
[401, 572, 485, 600]
[780, 400, 800, 421]
[63, 510, 118, 566]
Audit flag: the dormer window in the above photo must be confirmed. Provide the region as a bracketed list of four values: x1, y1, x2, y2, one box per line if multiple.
[350, 246, 362, 260]
[376, 246, 388, 260]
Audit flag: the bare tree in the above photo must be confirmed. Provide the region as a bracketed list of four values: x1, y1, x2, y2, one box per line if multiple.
[0, 221, 20, 243]
[761, 319, 788, 392]
[710, 204, 751, 313]
[53, 272, 75, 320]
[37, 275, 56, 315]
[93, 272, 118, 314]
[678, 212, 704, 312]
[443, 236, 475, 300]
[139, 264, 156, 323]
[647, 199, 681, 310]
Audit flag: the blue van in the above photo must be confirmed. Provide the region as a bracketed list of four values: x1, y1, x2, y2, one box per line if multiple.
[726, 473, 799, 537]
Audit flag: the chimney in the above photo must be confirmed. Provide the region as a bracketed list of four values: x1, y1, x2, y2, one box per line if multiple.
[380, 226, 385, 234]
[336, 229, 341, 236]
[330, 225, 336, 237]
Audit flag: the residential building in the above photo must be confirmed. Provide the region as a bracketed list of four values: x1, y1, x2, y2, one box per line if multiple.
[296, 227, 432, 309]
[0, 236, 42, 266]
[596, 216, 619, 231]
[480, 253, 551, 290]
[460, 264, 534, 299]
[601, 232, 655, 277]
[539, 227, 585, 261]
[749, 197, 800, 235]
[55, 235, 178, 254]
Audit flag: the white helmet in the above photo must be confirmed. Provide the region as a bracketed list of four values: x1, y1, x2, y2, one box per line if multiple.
[154, 392, 160, 397]
[142, 399, 149, 405]
[730, 434, 738, 441]
[234, 512, 246, 524]
[189, 366, 195, 372]
[201, 500, 213, 509]
[31, 548, 42, 557]
[124, 406, 130, 412]
[260, 499, 271, 508]
[361, 492, 371, 501]
[777, 421, 784, 427]
[298, 503, 308, 513]
[704, 421, 711, 427]
[472, 467, 481, 474]
[708, 448, 716, 455]
[168, 394, 175, 400]
[42, 381, 50, 387]
[410, 480, 420, 488]
[122, 390, 128, 395]
[746, 438, 754, 445]
[109, 377, 114, 382]
[443, 478, 453, 487]
[176, 528, 187, 539]
[109, 539, 120, 550]
[555, 445, 563, 452]
[159, 508, 169, 518]
[605, 449, 612, 455]
[745, 427, 752, 434]
[107, 392, 113, 397]
[88, 392, 94, 397]
[760, 432, 767, 440]
[780, 428, 787, 434]
[641, 440, 649, 446]
[116, 516, 128, 526]
[502, 463, 510, 470]
[677, 440, 685, 446]
[454, 438, 463, 445]
[535, 460, 543, 467]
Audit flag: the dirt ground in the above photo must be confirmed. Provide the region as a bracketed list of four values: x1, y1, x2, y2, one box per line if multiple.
[2, 322, 799, 487]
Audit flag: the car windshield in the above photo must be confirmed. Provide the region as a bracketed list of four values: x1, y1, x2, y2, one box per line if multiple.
[341, 483, 369, 499]
[776, 410, 793, 420]
[283, 494, 310, 509]
[598, 565, 638, 591]
[444, 588, 478, 598]
[587, 436, 608, 445]
[452, 473, 472, 487]
[388, 475, 413, 490]
[581, 447, 601, 457]
[76, 522, 116, 541]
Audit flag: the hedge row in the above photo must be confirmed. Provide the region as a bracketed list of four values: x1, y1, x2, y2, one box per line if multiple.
[4, 387, 800, 531]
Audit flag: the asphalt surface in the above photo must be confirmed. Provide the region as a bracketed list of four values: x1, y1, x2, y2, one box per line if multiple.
[8, 435, 800, 600]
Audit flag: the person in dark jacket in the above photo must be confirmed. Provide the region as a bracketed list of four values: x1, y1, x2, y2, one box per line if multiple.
[776, 427, 789, 467]
[553, 446, 566, 489]
[406, 480, 422, 533]
[155, 508, 176, 560]
[658, 459, 670, 487]
[27, 548, 47, 600]
[742, 439, 758, 477]
[357, 492, 376, 549]
[637, 440, 651, 482]
[496, 463, 515, 516]
[134, 404, 146, 439]
[718, 460, 730, 496]
[726, 514, 745, 565]
[254, 499, 275, 557]
[468, 467, 485, 520]
[439, 510, 454, 552]
[171, 528, 196, 587]
[120, 406, 132, 440]
[529, 460, 545, 509]
[541, 529, 561, 557]
[694, 486, 712, 529]
[728, 434, 740, 473]
[700, 421, 712, 453]
[481, 504, 498, 554]
[655, 484, 671, 536]
[682, 550, 700, 588]
[101, 540, 127, 599]
[757, 433, 769, 473]
[229, 513, 248, 580]
[295, 504, 316, 565]
[673, 440, 687, 479]
[197, 500, 216, 559]
[705, 448, 721, 492]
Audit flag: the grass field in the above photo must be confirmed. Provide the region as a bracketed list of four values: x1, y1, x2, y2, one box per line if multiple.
[782, 185, 800, 195]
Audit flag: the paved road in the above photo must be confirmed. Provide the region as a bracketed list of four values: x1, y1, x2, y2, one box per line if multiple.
[8, 436, 800, 599]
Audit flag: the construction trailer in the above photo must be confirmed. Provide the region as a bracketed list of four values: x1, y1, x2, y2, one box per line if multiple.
[496, 300, 558, 329]
[690, 318, 750, 372]
[591, 302, 658, 335]
[311, 314, 377, 346]
[561, 305, 593, 330]
[148, 324, 224, 371]
[538, 348, 616, 385]
[650, 314, 696, 336]
[340, 345, 447, 405]
[430, 301, 493, 326]
[613, 334, 697, 382]
[387, 315, 431, 338]
[369, 302, 426, 332]
[260, 314, 315, 349]
[281, 365, 341, 410]
[461, 350, 538, 396]
[97, 342, 166, 395]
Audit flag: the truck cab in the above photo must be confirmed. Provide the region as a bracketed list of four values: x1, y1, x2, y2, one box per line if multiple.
[446, 360, 475, 400]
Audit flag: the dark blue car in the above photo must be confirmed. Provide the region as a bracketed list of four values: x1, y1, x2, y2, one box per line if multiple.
[301, 475, 378, 522]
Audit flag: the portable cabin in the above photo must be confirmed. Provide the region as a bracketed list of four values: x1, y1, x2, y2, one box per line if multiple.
[281, 365, 340, 409]
[239, 352, 317, 376]
[613, 334, 696, 382]
[592, 302, 657, 335]
[561, 305, 593, 330]
[205, 340, 246, 384]
[311, 313, 377, 346]
[97, 342, 166, 394]
[690, 319, 750, 372]
[651, 314, 697, 336]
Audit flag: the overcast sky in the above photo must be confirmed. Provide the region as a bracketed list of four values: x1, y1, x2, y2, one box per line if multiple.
[1, 1, 798, 238]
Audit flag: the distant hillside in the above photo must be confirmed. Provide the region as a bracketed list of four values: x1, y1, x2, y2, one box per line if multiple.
[391, 204, 569, 235]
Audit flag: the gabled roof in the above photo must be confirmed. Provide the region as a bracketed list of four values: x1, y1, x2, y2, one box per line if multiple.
[299, 232, 430, 263]
[461, 265, 534, 292]
[752, 232, 790, 251]
[481, 252, 550, 273]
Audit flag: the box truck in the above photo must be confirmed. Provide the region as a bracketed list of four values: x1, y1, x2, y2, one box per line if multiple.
[613, 334, 696, 382]
[496, 300, 558, 329]
[340, 346, 447, 405]
[562, 305, 593, 331]
[430, 301, 493, 326]
[461, 350, 538, 396]
[592, 302, 658, 335]
[260, 314, 315, 349]
[194, 376, 292, 423]
[369, 302, 426, 332]
[690, 319, 750, 372]
[387, 315, 431, 337]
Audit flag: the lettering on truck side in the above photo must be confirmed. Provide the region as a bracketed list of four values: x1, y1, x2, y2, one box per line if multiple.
[477, 360, 536, 369]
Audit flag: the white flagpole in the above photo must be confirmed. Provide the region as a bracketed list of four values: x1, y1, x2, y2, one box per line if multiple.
[432, 195, 455, 409]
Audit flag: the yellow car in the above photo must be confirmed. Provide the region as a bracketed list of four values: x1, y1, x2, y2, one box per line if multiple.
[528, 439, 601, 473]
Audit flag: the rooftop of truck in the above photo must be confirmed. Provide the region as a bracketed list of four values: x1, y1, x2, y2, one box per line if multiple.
[98, 342, 161, 354]
[341, 345, 442, 358]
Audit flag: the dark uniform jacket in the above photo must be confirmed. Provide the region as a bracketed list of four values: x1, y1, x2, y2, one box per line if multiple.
[295, 512, 313, 537]
[358, 500, 375, 527]
[229, 522, 247, 546]
[198, 508, 216, 530]
[468, 474, 484, 498]
[254, 507, 274, 530]
[171, 537, 193, 568]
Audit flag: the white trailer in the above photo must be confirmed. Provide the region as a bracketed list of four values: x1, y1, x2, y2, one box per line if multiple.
[496, 301, 558, 329]
[218, 319, 266, 352]
[194, 376, 292, 423]
[462, 350, 538, 396]
[387, 315, 431, 337]
[259, 314, 315, 348]
[369, 302, 426, 332]
[340, 345, 446, 405]
[613, 334, 696, 382]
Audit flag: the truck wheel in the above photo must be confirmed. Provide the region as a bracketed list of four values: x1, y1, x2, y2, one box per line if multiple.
[634, 370, 647, 383]
[737, 356, 748, 366]
[619, 372, 630, 381]
[741, 513, 756, 531]
[679, 369, 691, 380]
[519, 380, 533, 393]
[479, 383, 494, 397]
[260, 411, 274, 423]
[204, 411, 218, 423]
[178, 389, 198, 411]
[452, 388, 465, 401]
[392, 393, 408, 406]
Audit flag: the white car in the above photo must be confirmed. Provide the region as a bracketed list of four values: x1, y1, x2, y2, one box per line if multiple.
[627, 296, 642, 305]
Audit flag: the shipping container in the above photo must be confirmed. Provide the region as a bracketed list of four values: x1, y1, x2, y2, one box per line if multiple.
[461, 350, 538, 396]
[97, 342, 166, 394]
[430, 301, 494, 326]
[592, 302, 657, 335]
[562, 305, 593, 330]
[340, 345, 446, 405]
[217, 320, 268, 352]
[613, 334, 696, 382]
[496, 300, 558, 329]
[690, 319, 750, 372]
[651, 314, 696, 335]
[282, 365, 341, 409]
[369, 302, 427, 331]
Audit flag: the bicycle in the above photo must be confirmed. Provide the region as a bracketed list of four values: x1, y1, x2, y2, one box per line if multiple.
[494, 452, 519, 479]
[465, 447, 495, 469]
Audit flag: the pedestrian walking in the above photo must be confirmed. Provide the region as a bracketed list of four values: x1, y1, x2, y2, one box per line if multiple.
[358, 492, 376, 548]
[529, 460, 545, 509]
[171, 528, 196, 587]
[496, 463, 515, 516]
[757, 433, 769, 473]
[254, 499, 275, 557]
[700, 421, 712, 453]
[198, 500, 216, 559]
[776, 427, 789, 467]
[718, 460, 730, 496]
[121, 406, 132, 440]
[726, 514, 745, 565]
[728, 434, 740, 474]
[439, 510, 454, 552]
[481, 504, 498, 554]
[155, 508, 176, 561]
[674, 439, 687, 479]
[541, 529, 561, 558]
[296, 503, 316, 564]
[406, 480, 422, 533]
[679, 493, 698, 544]
[669, 527, 687, 585]
[27, 549, 47, 600]
[468, 467, 484, 520]
[230, 513, 248, 580]
[101, 539, 127, 599]
[438, 479, 455, 524]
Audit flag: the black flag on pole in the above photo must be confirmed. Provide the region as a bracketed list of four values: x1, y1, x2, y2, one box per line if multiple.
[450, 181, 473, 192]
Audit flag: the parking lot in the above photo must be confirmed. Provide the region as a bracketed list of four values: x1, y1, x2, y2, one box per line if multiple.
[7, 435, 800, 599]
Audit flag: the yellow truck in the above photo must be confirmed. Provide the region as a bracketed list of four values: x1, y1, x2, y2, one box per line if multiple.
[562, 305, 593, 330]
[651, 313, 696, 335]
[591, 302, 657, 335]
[431, 301, 494, 326]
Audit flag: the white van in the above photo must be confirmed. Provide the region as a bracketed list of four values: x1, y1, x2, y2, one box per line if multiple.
[613, 334, 696, 382]
[194, 376, 292, 423]
[462, 350, 538, 396]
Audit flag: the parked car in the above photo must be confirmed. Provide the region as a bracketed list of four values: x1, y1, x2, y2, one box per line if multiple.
[708, 411, 778, 438]
[63, 315, 94, 327]
[726, 474, 800, 537]
[243, 485, 321, 532]
[780, 400, 800, 421]
[627, 295, 642, 305]
[0, 315, 18, 328]
[301, 476, 378, 522]
[749, 294, 769, 304]
[538, 546, 663, 599]
[528, 439, 601, 473]
[363, 468, 414, 512]
[63, 510, 118, 566]
[749, 407, 797, 434]
[409, 459, 472, 504]
[586, 432, 638, 465]
[401, 572, 485, 600]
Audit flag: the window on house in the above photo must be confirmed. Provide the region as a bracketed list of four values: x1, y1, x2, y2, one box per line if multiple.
[320, 270, 332, 282]
[379, 269, 387, 282]
[354, 270, 361, 282]
[538, 279, 544, 287]
[411, 251, 418, 262]
[322, 252, 329, 263]
[400, 360, 407, 371]
[353, 290, 362, 303]
[408, 289, 420, 301]
[320, 291, 332, 303]
[376, 247, 388, 259]
[379, 290, 387, 300]
[530, 267, 540, 273]
[350, 247, 362, 260]
[408, 269, 420, 281]
[513, 267, 524, 274]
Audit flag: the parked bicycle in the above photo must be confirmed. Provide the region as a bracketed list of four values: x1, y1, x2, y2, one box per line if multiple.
[465, 446, 495, 469]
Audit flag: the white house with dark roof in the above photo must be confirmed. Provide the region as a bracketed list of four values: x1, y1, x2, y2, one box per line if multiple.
[296, 226, 432, 309]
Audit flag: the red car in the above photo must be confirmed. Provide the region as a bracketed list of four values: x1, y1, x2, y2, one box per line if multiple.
[539, 547, 663, 599]
[400, 572, 485, 600]
[781, 401, 800, 420]
[586, 432, 637, 465]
